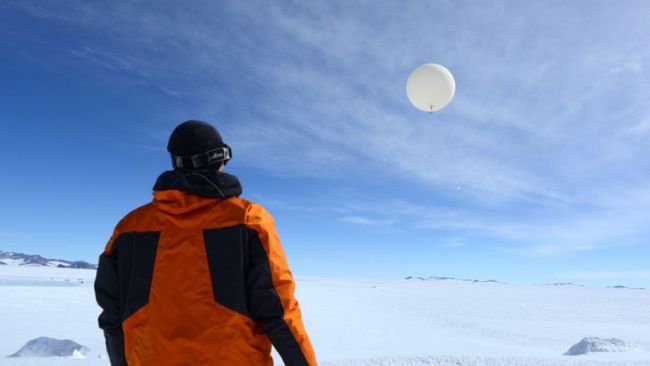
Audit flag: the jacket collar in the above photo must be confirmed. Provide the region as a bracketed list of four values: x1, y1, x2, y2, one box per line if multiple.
[153, 169, 243, 199]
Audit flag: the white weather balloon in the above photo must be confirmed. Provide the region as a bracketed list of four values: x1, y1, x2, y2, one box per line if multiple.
[406, 63, 455, 112]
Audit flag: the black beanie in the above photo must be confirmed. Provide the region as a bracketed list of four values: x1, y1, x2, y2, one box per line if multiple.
[167, 120, 228, 156]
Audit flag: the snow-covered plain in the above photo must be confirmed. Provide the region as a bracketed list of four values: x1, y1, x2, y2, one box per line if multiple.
[1, 264, 649, 366]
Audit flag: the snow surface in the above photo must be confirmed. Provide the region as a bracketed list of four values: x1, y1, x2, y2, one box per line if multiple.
[1, 265, 649, 365]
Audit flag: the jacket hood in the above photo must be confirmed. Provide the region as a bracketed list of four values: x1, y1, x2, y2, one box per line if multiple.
[152, 169, 243, 214]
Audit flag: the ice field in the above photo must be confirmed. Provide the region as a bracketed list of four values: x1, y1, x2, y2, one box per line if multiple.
[1, 264, 649, 365]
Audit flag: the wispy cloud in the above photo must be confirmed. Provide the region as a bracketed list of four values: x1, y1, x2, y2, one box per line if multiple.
[442, 239, 467, 249]
[339, 215, 396, 226]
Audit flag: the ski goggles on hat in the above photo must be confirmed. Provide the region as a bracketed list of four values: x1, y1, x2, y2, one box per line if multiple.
[171, 146, 232, 169]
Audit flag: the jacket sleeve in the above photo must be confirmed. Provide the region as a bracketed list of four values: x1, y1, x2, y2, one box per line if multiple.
[245, 204, 317, 366]
[94, 224, 127, 366]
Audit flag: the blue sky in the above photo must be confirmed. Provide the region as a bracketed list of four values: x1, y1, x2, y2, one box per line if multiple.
[1, 1, 650, 287]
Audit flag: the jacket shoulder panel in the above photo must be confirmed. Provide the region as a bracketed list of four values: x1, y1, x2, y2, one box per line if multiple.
[104, 202, 156, 254]
[118, 202, 159, 231]
[105, 231, 160, 322]
[241, 200, 275, 227]
[203, 225, 252, 318]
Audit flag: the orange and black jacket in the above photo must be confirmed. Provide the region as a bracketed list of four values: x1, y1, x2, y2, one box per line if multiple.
[94, 169, 317, 365]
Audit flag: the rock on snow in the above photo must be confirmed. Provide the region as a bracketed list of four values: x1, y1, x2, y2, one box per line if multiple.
[565, 337, 643, 356]
[8, 337, 89, 358]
